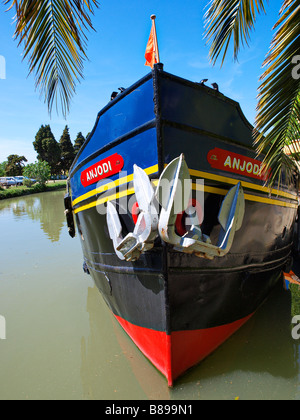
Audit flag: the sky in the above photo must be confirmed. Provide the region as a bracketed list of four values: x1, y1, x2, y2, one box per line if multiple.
[0, 0, 284, 164]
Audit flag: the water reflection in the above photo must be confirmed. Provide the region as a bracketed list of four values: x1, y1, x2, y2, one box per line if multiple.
[0, 191, 65, 242]
[0, 191, 300, 399]
[170, 281, 300, 400]
[81, 285, 171, 400]
[81, 279, 300, 400]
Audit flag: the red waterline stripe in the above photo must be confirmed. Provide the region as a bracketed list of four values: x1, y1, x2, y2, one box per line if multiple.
[114, 312, 254, 386]
[114, 315, 172, 383]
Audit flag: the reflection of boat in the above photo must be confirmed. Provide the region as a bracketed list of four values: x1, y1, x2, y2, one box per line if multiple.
[81, 285, 171, 399]
[66, 63, 298, 386]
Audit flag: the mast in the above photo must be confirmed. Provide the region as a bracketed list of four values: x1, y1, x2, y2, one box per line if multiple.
[145, 14, 160, 67]
[151, 14, 160, 63]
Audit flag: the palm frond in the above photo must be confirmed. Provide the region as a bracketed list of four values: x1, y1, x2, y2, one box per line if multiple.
[5, 0, 99, 117]
[254, 0, 300, 185]
[204, 0, 266, 65]
[204, 0, 300, 187]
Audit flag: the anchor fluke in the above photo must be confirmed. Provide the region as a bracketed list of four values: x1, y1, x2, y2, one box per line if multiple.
[107, 155, 245, 262]
[106, 164, 159, 262]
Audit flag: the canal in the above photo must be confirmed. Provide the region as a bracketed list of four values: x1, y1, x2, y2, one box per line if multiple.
[0, 190, 300, 400]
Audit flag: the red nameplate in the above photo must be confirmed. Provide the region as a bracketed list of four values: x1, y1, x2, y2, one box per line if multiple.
[207, 148, 269, 181]
[81, 153, 124, 187]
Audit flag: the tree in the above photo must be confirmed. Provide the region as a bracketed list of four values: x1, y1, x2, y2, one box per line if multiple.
[33, 125, 55, 161]
[204, 0, 300, 184]
[33, 125, 61, 175]
[59, 126, 75, 172]
[42, 137, 61, 176]
[23, 161, 51, 186]
[74, 132, 86, 155]
[5, 155, 27, 176]
[0, 162, 7, 177]
[5, 0, 99, 118]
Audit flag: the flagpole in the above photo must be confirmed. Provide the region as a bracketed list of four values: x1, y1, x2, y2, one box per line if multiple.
[151, 14, 160, 63]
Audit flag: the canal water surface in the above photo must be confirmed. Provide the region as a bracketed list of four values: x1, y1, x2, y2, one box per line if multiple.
[0, 190, 300, 400]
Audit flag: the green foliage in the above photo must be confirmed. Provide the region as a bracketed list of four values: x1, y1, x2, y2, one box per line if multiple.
[5, 154, 27, 176]
[32, 123, 86, 175]
[254, 2, 300, 185]
[23, 161, 51, 186]
[0, 180, 66, 200]
[23, 177, 34, 187]
[205, 0, 266, 65]
[204, 0, 300, 185]
[59, 125, 75, 172]
[0, 183, 44, 199]
[0, 161, 7, 177]
[5, 0, 99, 118]
[33, 125, 55, 160]
[74, 132, 86, 155]
[290, 283, 300, 319]
[33, 125, 61, 175]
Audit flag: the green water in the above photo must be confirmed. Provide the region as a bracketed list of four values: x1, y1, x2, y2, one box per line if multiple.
[0, 190, 300, 400]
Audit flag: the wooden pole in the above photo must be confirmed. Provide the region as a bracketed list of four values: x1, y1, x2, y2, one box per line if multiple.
[151, 14, 160, 63]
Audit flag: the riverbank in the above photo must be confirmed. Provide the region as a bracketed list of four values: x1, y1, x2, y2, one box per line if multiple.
[0, 180, 66, 200]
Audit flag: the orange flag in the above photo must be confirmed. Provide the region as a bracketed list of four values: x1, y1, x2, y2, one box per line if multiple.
[145, 26, 157, 68]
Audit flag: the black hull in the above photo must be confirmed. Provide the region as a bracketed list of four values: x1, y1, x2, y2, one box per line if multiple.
[67, 64, 298, 384]
[80, 203, 293, 333]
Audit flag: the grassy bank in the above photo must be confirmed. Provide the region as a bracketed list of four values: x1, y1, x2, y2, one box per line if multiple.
[0, 180, 67, 200]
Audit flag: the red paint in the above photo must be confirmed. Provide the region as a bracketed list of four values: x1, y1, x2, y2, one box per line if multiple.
[169, 314, 253, 383]
[81, 153, 124, 187]
[207, 147, 269, 181]
[175, 198, 204, 237]
[114, 313, 254, 386]
[131, 202, 140, 225]
[114, 315, 172, 384]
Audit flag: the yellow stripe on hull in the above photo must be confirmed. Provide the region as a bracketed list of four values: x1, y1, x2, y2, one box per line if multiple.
[73, 166, 298, 214]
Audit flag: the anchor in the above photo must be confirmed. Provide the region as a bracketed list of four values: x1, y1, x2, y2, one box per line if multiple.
[156, 154, 245, 259]
[107, 154, 245, 261]
[106, 164, 159, 261]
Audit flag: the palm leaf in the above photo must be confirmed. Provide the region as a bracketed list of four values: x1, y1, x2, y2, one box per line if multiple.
[205, 0, 300, 186]
[5, 0, 99, 117]
[254, 0, 300, 185]
[204, 0, 266, 65]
